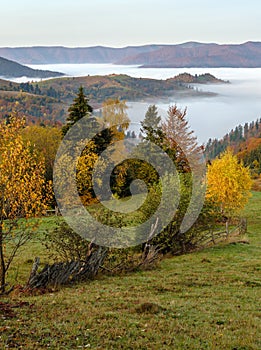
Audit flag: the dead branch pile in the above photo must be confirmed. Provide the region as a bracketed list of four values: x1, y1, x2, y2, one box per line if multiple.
[27, 246, 108, 289]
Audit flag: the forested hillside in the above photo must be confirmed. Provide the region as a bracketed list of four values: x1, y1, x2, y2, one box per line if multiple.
[0, 73, 224, 123]
[205, 118, 261, 175]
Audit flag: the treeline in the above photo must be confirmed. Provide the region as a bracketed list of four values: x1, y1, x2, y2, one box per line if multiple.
[205, 118, 261, 174]
[0, 92, 66, 123]
[4, 81, 62, 99]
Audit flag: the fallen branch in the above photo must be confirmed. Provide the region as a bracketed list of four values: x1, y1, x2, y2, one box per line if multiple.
[27, 246, 108, 290]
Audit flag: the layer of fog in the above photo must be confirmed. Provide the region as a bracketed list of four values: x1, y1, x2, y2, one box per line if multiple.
[8, 64, 261, 144]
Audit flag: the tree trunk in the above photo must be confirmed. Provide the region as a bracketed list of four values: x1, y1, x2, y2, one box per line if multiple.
[0, 225, 6, 293]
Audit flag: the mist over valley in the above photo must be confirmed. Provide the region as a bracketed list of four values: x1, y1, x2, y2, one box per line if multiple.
[24, 64, 261, 144]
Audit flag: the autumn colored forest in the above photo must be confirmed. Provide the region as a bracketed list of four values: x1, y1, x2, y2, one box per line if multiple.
[0, 86, 260, 349]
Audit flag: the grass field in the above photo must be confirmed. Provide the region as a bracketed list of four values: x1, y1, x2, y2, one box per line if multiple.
[0, 193, 260, 349]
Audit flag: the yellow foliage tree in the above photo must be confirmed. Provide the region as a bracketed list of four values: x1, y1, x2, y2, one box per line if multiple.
[101, 99, 129, 163]
[76, 141, 99, 205]
[102, 98, 129, 136]
[21, 124, 62, 181]
[98, 99, 130, 194]
[0, 116, 50, 292]
[206, 149, 252, 221]
[54, 139, 99, 206]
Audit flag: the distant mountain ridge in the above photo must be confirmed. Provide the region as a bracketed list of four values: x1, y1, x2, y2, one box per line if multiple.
[0, 45, 165, 65]
[0, 42, 261, 67]
[0, 56, 64, 78]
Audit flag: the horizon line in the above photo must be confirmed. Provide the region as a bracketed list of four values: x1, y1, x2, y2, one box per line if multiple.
[0, 40, 260, 49]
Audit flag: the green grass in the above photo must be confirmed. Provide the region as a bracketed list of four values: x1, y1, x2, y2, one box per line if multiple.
[1, 193, 260, 349]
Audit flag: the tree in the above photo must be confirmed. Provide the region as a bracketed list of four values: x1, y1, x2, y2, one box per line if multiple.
[0, 116, 50, 292]
[62, 86, 94, 136]
[100, 98, 129, 164]
[76, 141, 99, 205]
[21, 124, 62, 182]
[206, 149, 252, 225]
[137, 104, 207, 254]
[101, 98, 129, 140]
[162, 105, 203, 172]
[130, 105, 165, 186]
[140, 105, 164, 146]
[98, 99, 130, 197]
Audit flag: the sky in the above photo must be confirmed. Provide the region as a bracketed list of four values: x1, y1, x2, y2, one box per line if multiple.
[1, 0, 260, 47]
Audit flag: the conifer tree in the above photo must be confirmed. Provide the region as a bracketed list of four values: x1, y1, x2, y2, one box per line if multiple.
[62, 86, 94, 136]
[140, 105, 164, 145]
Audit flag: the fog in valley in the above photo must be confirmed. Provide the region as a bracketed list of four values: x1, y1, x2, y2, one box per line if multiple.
[14, 64, 261, 144]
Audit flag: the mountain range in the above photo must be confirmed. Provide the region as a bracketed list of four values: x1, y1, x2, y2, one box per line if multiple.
[0, 56, 64, 78]
[0, 42, 261, 67]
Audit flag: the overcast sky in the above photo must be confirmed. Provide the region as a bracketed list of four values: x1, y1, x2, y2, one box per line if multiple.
[1, 0, 260, 47]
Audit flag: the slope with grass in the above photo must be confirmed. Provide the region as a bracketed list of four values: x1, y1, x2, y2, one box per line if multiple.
[0, 193, 260, 349]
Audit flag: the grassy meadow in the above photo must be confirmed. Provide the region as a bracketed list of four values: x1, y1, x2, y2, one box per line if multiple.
[0, 192, 260, 349]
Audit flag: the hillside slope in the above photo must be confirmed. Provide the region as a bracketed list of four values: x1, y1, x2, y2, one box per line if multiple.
[0, 56, 64, 78]
[205, 118, 261, 178]
[1, 192, 260, 349]
[0, 72, 225, 122]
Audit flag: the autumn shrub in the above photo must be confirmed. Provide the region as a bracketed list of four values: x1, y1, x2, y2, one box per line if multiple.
[136, 173, 217, 254]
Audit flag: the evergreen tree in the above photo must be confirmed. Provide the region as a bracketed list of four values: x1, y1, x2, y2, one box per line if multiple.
[238, 124, 243, 140]
[62, 86, 94, 136]
[244, 122, 249, 140]
[140, 105, 164, 145]
[131, 130, 136, 138]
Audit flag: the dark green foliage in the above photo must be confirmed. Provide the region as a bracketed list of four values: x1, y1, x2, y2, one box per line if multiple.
[50, 102, 222, 260]
[62, 86, 94, 136]
[110, 158, 160, 198]
[243, 144, 261, 174]
[92, 128, 114, 155]
[43, 221, 90, 262]
[205, 117, 261, 160]
[171, 72, 228, 84]
[108, 104, 216, 254]
[140, 105, 164, 146]
[138, 173, 218, 254]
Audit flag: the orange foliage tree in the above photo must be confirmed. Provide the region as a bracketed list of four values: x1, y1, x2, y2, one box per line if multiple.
[162, 105, 203, 172]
